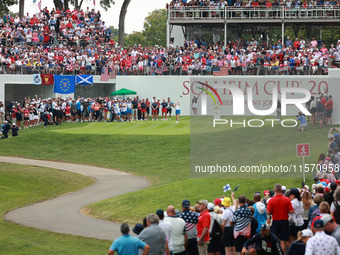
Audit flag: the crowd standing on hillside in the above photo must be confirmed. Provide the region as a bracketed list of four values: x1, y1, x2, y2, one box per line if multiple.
[108, 125, 340, 255]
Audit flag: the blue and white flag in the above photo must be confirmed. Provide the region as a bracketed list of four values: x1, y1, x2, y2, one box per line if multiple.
[33, 0, 37, 3]
[234, 185, 240, 192]
[223, 183, 231, 193]
[54, 75, 76, 94]
[33, 74, 41, 85]
[76, 75, 93, 85]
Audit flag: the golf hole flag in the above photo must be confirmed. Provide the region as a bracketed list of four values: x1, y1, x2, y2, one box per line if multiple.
[76, 75, 93, 85]
[223, 183, 231, 192]
[54, 75, 76, 94]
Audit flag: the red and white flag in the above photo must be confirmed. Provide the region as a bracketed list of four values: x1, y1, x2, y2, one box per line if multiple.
[100, 67, 109, 81]
[109, 66, 116, 79]
[38, 0, 42, 11]
[93, 0, 96, 6]
[66, 62, 74, 72]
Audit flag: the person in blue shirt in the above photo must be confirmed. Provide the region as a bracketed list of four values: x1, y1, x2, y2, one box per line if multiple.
[108, 223, 150, 255]
[297, 111, 307, 131]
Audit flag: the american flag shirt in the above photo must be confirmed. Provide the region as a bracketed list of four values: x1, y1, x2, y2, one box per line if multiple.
[180, 210, 199, 239]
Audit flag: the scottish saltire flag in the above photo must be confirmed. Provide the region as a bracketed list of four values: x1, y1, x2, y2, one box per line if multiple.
[54, 75, 76, 94]
[223, 184, 231, 193]
[100, 67, 109, 81]
[76, 75, 93, 85]
[33, 74, 41, 85]
[234, 185, 240, 192]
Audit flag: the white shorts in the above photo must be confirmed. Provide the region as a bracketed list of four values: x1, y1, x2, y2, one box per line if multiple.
[29, 114, 34, 121]
[34, 115, 39, 120]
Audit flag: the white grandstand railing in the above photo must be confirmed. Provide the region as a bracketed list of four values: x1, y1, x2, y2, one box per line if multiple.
[168, 6, 340, 20]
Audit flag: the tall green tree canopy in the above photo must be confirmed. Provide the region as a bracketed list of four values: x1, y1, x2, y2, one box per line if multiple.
[125, 9, 167, 47]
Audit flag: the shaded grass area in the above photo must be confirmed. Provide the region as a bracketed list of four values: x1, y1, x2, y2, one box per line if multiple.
[0, 163, 109, 255]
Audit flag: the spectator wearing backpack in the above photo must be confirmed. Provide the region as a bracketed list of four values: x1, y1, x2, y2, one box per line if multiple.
[331, 187, 340, 224]
[322, 214, 340, 246]
[248, 206, 258, 238]
[308, 194, 324, 228]
[310, 201, 333, 232]
[221, 196, 236, 255]
[253, 193, 267, 234]
[325, 182, 338, 206]
[207, 203, 223, 255]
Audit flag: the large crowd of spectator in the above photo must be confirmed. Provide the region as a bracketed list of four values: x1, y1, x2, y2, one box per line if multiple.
[109, 128, 340, 255]
[0, 7, 339, 76]
[167, 0, 340, 9]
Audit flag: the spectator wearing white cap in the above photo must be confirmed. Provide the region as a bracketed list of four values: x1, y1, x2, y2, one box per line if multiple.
[305, 219, 340, 255]
[322, 214, 340, 246]
[286, 229, 313, 255]
[207, 202, 223, 255]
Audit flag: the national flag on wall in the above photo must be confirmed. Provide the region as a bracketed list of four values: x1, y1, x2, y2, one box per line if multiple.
[100, 67, 109, 81]
[41, 74, 54, 85]
[76, 75, 93, 85]
[33, 74, 42, 85]
[109, 67, 116, 79]
[38, 0, 42, 11]
[54, 75, 76, 94]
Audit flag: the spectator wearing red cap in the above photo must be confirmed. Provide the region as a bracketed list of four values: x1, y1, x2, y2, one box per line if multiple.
[266, 184, 294, 254]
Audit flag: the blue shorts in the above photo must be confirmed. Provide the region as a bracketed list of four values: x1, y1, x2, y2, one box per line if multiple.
[127, 109, 132, 114]
[121, 111, 127, 115]
[176, 110, 180, 115]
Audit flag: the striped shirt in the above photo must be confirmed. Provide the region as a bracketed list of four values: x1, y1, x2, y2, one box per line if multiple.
[180, 209, 198, 240]
[231, 205, 251, 232]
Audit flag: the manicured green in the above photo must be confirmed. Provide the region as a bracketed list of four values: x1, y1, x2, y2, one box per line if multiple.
[0, 163, 109, 255]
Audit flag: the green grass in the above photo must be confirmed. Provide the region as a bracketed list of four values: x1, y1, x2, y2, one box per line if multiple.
[87, 178, 312, 225]
[0, 163, 110, 255]
[0, 116, 329, 252]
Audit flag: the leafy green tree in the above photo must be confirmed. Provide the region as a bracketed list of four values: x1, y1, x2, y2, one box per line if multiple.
[142, 9, 167, 46]
[0, 0, 17, 15]
[124, 31, 147, 46]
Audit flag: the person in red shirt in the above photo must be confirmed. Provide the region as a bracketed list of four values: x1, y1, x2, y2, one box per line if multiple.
[294, 38, 300, 50]
[266, 184, 294, 254]
[197, 199, 211, 255]
[325, 95, 333, 125]
[23, 105, 30, 129]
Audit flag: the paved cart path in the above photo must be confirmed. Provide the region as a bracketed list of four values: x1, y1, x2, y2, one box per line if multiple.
[1, 156, 150, 240]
